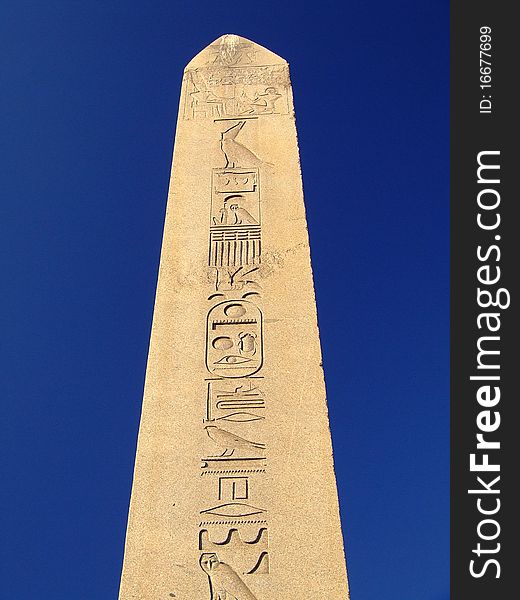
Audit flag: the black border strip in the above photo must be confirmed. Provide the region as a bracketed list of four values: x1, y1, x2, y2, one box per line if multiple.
[451, 2, 516, 597]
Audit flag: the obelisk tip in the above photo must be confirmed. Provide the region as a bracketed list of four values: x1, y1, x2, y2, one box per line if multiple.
[185, 34, 287, 70]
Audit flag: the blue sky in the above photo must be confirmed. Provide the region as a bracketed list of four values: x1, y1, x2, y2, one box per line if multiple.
[1, 1, 448, 598]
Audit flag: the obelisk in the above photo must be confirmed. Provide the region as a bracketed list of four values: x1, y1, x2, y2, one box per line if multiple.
[118, 35, 350, 599]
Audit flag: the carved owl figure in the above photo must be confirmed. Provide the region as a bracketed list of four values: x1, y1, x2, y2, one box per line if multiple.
[200, 552, 258, 600]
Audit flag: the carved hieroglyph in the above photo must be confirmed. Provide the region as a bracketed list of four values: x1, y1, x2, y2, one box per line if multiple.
[118, 35, 350, 599]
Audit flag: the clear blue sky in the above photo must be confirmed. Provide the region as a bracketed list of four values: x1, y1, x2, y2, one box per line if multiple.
[1, 1, 448, 599]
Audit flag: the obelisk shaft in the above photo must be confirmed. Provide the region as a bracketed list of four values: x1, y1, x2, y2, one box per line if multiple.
[119, 35, 350, 599]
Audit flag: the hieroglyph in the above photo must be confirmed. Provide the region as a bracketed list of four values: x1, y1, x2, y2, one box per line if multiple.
[201, 115, 268, 599]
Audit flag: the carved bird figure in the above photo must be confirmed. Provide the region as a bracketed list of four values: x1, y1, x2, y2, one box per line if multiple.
[200, 553, 258, 600]
[220, 121, 263, 168]
[204, 425, 265, 457]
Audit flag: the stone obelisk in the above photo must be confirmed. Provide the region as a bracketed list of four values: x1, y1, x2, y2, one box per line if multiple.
[118, 35, 350, 599]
